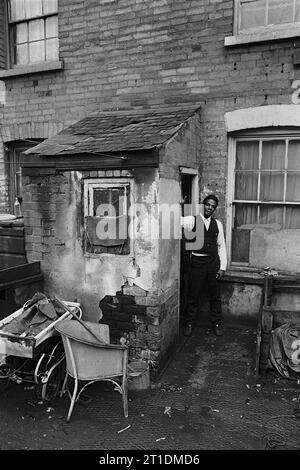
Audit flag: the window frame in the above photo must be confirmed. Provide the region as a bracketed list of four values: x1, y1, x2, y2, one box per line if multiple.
[83, 178, 134, 256]
[227, 129, 300, 267]
[225, 0, 300, 46]
[0, 0, 63, 76]
[7, 0, 58, 68]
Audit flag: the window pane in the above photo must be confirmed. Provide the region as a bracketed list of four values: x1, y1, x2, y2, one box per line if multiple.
[234, 203, 257, 227]
[16, 23, 28, 44]
[260, 173, 284, 201]
[236, 140, 259, 170]
[286, 173, 300, 202]
[93, 187, 127, 216]
[235, 172, 258, 200]
[29, 19, 44, 41]
[10, 0, 25, 21]
[285, 207, 300, 228]
[46, 17, 58, 38]
[29, 40, 44, 62]
[46, 38, 58, 60]
[16, 43, 28, 64]
[260, 205, 283, 226]
[240, 0, 266, 30]
[25, 0, 42, 19]
[268, 0, 293, 25]
[43, 0, 57, 15]
[261, 140, 285, 170]
[287, 140, 300, 170]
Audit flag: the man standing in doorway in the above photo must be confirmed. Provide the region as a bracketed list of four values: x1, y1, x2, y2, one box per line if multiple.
[182, 194, 227, 337]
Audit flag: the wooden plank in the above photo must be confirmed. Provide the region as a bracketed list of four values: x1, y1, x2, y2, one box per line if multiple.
[0, 236, 25, 254]
[0, 261, 40, 283]
[261, 306, 273, 333]
[0, 254, 27, 269]
[0, 227, 24, 237]
[0, 273, 43, 290]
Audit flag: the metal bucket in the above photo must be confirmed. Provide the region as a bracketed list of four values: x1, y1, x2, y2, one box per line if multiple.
[128, 360, 150, 391]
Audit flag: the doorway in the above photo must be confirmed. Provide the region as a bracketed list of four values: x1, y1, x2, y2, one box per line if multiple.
[179, 168, 199, 325]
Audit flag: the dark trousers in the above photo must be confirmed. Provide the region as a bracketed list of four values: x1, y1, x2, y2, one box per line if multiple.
[185, 255, 222, 325]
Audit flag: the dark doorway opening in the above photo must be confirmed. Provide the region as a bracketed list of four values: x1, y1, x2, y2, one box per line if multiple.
[180, 172, 197, 325]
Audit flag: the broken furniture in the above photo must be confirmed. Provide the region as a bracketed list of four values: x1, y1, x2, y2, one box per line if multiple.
[55, 319, 128, 422]
[256, 272, 300, 376]
[0, 300, 82, 399]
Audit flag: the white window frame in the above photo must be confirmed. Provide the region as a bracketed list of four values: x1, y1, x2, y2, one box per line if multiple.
[179, 167, 199, 216]
[83, 178, 134, 256]
[225, 0, 300, 46]
[227, 131, 300, 266]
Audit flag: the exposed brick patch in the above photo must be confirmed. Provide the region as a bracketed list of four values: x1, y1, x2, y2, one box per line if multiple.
[99, 280, 178, 376]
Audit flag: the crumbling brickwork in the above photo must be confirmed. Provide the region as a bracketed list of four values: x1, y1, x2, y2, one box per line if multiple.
[99, 280, 179, 377]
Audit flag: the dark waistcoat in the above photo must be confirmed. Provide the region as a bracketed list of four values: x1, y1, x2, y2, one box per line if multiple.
[192, 215, 219, 257]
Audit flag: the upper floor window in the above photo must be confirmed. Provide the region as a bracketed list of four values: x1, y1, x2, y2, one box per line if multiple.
[8, 0, 58, 67]
[225, 0, 300, 46]
[237, 0, 300, 33]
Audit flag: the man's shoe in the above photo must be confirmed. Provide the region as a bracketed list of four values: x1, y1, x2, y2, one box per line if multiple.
[183, 323, 193, 336]
[212, 323, 223, 337]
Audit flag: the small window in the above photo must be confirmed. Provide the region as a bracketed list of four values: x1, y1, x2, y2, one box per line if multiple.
[84, 179, 132, 255]
[7, 0, 58, 67]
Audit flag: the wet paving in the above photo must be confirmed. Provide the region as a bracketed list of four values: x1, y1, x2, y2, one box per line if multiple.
[0, 324, 299, 450]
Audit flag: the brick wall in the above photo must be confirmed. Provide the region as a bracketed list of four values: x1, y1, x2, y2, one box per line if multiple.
[0, 0, 298, 215]
[0, 1, 297, 119]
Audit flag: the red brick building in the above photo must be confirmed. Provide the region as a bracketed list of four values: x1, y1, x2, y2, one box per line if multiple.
[0, 0, 300, 373]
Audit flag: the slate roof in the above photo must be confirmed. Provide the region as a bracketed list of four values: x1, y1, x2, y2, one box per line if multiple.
[25, 106, 200, 157]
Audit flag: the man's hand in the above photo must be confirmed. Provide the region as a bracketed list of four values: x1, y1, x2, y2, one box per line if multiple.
[216, 270, 225, 280]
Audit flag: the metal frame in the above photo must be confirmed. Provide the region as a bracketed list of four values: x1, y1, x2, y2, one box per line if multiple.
[0, 301, 82, 400]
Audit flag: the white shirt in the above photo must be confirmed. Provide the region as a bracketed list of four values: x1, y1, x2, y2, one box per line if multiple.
[181, 214, 227, 271]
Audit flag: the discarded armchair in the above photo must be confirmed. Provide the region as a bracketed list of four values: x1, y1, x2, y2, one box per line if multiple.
[54, 319, 128, 422]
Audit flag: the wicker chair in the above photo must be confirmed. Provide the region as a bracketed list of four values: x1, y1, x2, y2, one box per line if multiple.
[55, 319, 128, 422]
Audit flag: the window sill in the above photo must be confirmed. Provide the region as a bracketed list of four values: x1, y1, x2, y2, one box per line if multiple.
[83, 252, 132, 259]
[222, 267, 300, 286]
[0, 60, 63, 79]
[222, 269, 264, 285]
[225, 26, 300, 46]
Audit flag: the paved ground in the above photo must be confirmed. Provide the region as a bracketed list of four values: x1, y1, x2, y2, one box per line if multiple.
[0, 323, 299, 451]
